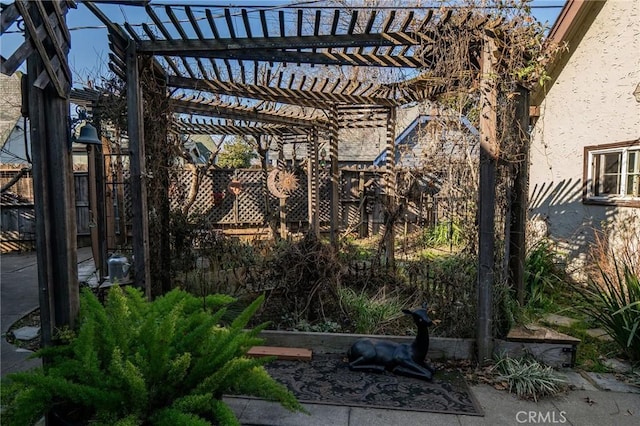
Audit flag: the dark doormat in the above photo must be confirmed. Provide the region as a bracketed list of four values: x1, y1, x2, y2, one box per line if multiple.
[263, 353, 484, 416]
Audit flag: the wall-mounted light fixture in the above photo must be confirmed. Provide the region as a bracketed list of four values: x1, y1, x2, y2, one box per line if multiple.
[634, 83, 640, 103]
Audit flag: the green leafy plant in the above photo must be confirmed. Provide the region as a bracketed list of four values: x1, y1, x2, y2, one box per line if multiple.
[216, 137, 258, 168]
[0, 287, 303, 425]
[575, 258, 640, 361]
[338, 286, 407, 334]
[422, 220, 463, 248]
[493, 353, 566, 401]
[524, 239, 565, 309]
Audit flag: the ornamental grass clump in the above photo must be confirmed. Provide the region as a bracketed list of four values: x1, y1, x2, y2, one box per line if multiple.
[575, 258, 640, 362]
[0, 287, 303, 426]
[493, 354, 566, 401]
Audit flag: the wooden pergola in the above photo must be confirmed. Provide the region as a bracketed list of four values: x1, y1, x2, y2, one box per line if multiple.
[1, 0, 530, 362]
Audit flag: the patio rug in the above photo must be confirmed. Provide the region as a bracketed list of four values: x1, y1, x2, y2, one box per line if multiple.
[263, 353, 484, 416]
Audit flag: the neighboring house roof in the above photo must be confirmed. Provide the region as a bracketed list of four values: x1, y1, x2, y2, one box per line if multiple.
[373, 112, 479, 167]
[531, 0, 607, 106]
[0, 118, 31, 165]
[184, 134, 216, 164]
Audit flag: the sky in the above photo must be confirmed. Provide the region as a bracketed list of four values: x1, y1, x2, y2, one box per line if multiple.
[1, 0, 566, 87]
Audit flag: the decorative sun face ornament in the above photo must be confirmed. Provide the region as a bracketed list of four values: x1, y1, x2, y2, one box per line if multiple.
[267, 168, 299, 199]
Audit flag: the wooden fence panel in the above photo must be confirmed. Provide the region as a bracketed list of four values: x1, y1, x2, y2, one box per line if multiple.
[0, 204, 36, 252]
[74, 172, 90, 235]
[1, 171, 90, 252]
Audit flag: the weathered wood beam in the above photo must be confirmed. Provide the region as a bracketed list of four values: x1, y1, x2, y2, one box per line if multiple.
[329, 107, 339, 245]
[477, 35, 498, 363]
[172, 120, 305, 136]
[144, 4, 196, 79]
[34, 1, 72, 85]
[1, 6, 68, 76]
[509, 85, 530, 306]
[307, 129, 320, 237]
[170, 98, 325, 128]
[126, 42, 152, 299]
[136, 32, 420, 54]
[26, 3, 78, 348]
[1, 2, 20, 34]
[167, 75, 399, 107]
[384, 106, 397, 268]
[174, 49, 424, 68]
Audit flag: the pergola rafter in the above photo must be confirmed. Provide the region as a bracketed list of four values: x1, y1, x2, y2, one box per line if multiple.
[167, 75, 401, 108]
[170, 96, 327, 129]
[172, 118, 308, 137]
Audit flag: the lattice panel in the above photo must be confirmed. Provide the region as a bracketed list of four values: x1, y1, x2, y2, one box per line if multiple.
[318, 169, 331, 222]
[235, 169, 266, 224]
[123, 169, 132, 234]
[285, 171, 308, 222]
[207, 170, 235, 223]
[169, 167, 430, 230]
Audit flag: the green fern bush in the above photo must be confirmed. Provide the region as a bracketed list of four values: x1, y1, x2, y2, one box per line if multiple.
[0, 287, 302, 425]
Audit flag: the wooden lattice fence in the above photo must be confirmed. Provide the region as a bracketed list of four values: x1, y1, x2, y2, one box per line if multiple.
[170, 168, 332, 225]
[169, 166, 436, 234]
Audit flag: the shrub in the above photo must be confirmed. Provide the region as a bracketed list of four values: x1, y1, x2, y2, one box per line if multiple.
[0, 287, 302, 425]
[338, 287, 408, 334]
[261, 233, 342, 323]
[493, 354, 566, 401]
[422, 220, 463, 247]
[408, 252, 476, 338]
[575, 258, 640, 361]
[524, 239, 565, 309]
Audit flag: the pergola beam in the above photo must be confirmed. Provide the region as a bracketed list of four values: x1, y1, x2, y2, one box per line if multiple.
[154, 49, 423, 68]
[172, 120, 307, 137]
[170, 98, 326, 128]
[136, 32, 420, 54]
[168, 75, 400, 107]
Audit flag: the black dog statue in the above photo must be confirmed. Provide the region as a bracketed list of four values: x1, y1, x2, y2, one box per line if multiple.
[347, 303, 435, 381]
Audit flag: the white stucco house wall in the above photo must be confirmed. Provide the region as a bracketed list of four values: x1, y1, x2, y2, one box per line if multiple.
[529, 0, 640, 276]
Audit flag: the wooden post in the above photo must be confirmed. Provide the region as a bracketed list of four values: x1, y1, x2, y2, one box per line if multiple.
[141, 62, 171, 297]
[509, 85, 530, 306]
[477, 35, 498, 363]
[94, 141, 107, 277]
[87, 136, 107, 279]
[126, 41, 151, 299]
[277, 138, 287, 239]
[329, 107, 340, 245]
[384, 106, 397, 268]
[26, 12, 78, 345]
[307, 136, 313, 232]
[358, 171, 367, 238]
[307, 128, 320, 237]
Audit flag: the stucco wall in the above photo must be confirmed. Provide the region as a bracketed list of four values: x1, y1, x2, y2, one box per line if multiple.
[529, 0, 640, 273]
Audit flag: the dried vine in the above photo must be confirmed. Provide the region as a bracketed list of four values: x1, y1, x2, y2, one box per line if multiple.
[139, 57, 181, 297]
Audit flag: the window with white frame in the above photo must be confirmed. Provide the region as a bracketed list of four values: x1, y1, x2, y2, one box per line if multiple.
[584, 141, 640, 206]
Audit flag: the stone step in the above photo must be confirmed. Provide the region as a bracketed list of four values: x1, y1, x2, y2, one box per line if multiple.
[541, 313, 580, 328]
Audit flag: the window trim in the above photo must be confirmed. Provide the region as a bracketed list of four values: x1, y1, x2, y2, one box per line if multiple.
[583, 140, 640, 208]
